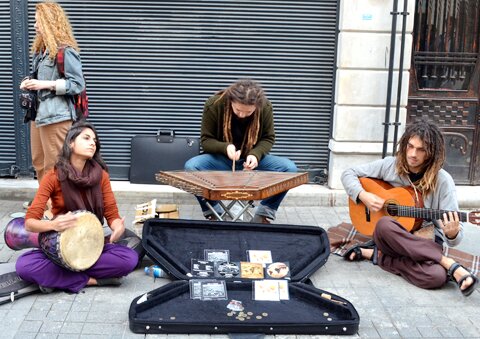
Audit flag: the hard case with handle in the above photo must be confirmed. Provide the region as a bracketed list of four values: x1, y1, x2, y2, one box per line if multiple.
[129, 129, 199, 184]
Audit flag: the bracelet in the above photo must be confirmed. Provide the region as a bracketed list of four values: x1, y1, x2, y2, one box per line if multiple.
[50, 82, 56, 91]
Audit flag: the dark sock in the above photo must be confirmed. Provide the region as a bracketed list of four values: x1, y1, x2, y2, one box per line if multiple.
[96, 277, 123, 286]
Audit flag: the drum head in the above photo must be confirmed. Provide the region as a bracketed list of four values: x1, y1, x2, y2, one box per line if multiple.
[59, 211, 104, 271]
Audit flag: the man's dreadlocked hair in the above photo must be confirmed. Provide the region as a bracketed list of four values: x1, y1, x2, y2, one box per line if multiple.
[395, 119, 445, 194]
[215, 79, 266, 156]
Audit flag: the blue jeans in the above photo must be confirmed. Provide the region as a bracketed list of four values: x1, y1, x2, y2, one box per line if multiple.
[184, 153, 297, 220]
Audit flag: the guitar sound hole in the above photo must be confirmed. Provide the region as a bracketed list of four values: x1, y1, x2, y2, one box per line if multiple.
[386, 203, 399, 217]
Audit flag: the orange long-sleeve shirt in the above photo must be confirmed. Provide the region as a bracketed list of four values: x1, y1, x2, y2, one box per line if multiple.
[26, 169, 120, 226]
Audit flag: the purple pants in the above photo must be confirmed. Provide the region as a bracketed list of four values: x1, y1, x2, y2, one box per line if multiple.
[373, 217, 448, 289]
[16, 243, 138, 293]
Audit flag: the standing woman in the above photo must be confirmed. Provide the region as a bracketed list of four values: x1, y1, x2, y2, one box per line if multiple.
[16, 121, 138, 293]
[20, 1, 85, 184]
[185, 79, 297, 223]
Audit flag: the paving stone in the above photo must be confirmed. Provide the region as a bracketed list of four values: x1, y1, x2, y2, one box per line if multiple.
[81, 322, 125, 335]
[25, 309, 48, 321]
[121, 328, 146, 338]
[17, 319, 43, 333]
[417, 326, 443, 337]
[13, 332, 37, 339]
[357, 326, 381, 338]
[60, 322, 85, 334]
[9, 295, 37, 310]
[39, 320, 64, 334]
[437, 326, 464, 338]
[86, 311, 125, 323]
[58, 335, 80, 339]
[395, 327, 423, 338]
[374, 325, 401, 338]
[4, 309, 29, 328]
[66, 311, 89, 322]
[427, 304, 472, 327]
[47, 310, 69, 322]
[78, 335, 111, 339]
[457, 324, 480, 338]
[70, 302, 92, 312]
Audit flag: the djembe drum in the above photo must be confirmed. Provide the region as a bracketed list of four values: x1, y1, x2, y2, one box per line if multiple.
[4, 217, 40, 250]
[4, 210, 104, 272]
[156, 170, 308, 200]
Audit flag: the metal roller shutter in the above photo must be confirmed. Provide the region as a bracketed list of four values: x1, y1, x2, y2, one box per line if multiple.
[18, 0, 338, 180]
[0, 1, 16, 176]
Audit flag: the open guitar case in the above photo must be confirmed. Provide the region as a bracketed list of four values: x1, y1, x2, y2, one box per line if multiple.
[128, 218, 360, 335]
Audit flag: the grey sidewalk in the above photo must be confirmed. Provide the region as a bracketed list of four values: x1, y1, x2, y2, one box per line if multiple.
[0, 179, 479, 338]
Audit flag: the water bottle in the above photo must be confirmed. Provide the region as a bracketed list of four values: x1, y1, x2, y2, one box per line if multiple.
[144, 265, 169, 278]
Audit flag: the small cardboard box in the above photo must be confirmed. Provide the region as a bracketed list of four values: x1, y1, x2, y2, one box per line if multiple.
[133, 200, 179, 237]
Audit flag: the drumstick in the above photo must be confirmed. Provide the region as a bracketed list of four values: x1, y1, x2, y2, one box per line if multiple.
[232, 158, 235, 172]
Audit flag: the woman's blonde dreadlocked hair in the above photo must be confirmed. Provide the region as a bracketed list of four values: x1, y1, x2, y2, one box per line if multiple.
[32, 1, 79, 60]
[395, 119, 446, 195]
[216, 79, 266, 156]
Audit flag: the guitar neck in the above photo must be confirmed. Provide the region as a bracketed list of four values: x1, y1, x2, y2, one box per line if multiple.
[394, 206, 468, 222]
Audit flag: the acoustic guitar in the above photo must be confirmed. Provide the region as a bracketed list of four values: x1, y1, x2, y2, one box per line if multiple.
[349, 177, 480, 236]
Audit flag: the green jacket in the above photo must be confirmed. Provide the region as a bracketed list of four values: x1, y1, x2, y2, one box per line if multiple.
[200, 95, 275, 161]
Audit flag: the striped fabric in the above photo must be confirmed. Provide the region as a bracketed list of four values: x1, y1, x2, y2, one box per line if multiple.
[327, 223, 480, 278]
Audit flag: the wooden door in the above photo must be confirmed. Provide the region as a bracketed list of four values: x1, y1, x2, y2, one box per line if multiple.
[407, 0, 480, 184]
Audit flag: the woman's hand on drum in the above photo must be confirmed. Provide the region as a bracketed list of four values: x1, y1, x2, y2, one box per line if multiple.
[52, 212, 78, 232]
[109, 217, 126, 243]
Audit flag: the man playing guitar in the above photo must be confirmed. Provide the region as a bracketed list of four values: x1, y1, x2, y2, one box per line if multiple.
[341, 119, 478, 296]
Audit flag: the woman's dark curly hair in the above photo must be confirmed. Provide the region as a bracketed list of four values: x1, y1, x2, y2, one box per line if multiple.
[55, 120, 108, 174]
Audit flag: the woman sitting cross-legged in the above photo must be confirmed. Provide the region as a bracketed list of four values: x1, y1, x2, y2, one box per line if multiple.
[16, 121, 138, 293]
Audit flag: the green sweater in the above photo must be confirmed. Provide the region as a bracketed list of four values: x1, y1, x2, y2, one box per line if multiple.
[200, 95, 275, 161]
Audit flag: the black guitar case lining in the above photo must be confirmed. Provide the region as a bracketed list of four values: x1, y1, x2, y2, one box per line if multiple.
[129, 218, 359, 335]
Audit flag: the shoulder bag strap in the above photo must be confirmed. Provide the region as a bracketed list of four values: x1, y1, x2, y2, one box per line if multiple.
[56, 46, 66, 76]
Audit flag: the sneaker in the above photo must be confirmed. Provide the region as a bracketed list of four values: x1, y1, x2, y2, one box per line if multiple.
[251, 215, 271, 224]
[205, 214, 220, 221]
[39, 286, 55, 294]
[23, 200, 32, 209]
